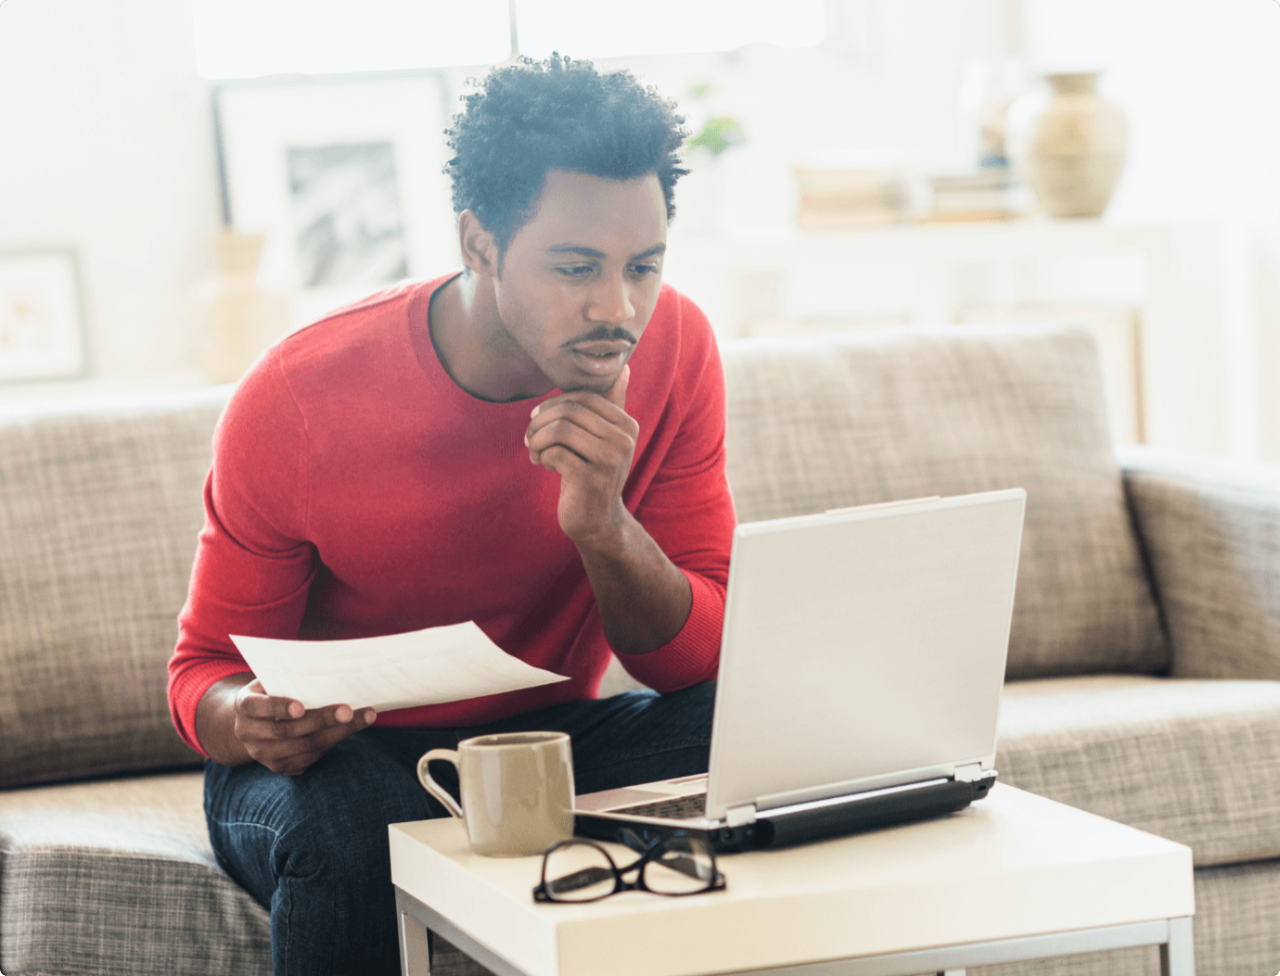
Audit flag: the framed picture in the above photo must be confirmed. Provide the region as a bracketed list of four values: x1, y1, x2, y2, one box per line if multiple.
[214, 74, 457, 330]
[0, 248, 88, 382]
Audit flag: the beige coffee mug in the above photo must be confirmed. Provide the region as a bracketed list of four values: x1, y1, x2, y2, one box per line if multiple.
[417, 731, 575, 857]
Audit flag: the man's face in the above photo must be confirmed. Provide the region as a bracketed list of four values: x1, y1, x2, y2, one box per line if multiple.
[489, 169, 668, 395]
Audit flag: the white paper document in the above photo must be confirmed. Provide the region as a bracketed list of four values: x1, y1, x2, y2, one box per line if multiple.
[229, 622, 570, 712]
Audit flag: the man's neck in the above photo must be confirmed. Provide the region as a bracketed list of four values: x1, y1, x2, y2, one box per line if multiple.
[429, 272, 553, 402]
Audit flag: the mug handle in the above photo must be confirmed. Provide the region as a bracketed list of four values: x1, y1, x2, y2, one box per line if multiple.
[417, 749, 465, 818]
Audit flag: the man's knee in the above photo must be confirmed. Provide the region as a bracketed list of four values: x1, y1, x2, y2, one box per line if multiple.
[282, 760, 430, 871]
[206, 740, 431, 892]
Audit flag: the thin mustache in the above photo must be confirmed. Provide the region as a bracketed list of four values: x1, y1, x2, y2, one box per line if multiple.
[561, 327, 638, 348]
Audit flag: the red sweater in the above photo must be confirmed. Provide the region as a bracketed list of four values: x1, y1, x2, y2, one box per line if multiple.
[168, 274, 736, 756]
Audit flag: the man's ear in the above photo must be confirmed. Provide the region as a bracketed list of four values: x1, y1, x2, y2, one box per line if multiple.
[458, 210, 500, 279]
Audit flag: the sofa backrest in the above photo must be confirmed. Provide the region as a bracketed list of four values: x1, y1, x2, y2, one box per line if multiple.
[0, 324, 1170, 788]
[0, 388, 231, 789]
[721, 323, 1169, 680]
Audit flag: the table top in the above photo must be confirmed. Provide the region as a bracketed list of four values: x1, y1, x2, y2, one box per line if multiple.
[389, 784, 1193, 976]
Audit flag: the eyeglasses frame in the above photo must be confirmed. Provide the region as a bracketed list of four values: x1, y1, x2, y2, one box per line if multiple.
[532, 833, 726, 904]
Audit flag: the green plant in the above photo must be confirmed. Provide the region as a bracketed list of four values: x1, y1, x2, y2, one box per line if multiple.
[687, 117, 744, 157]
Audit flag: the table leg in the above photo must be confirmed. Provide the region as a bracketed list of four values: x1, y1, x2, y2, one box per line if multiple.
[1160, 917, 1195, 976]
[399, 909, 432, 976]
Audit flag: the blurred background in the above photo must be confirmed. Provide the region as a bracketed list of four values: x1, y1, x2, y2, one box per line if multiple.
[1, 0, 1278, 460]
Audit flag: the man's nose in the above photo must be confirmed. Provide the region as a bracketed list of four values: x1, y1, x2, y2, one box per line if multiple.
[588, 273, 635, 324]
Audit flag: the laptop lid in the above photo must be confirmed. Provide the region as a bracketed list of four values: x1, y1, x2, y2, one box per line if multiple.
[703, 488, 1026, 823]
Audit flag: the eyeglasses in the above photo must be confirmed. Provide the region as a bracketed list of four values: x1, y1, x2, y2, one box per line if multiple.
[533, 832, 726, 903]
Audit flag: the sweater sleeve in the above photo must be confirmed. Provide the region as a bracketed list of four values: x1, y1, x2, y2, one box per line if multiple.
[167, 346, 317, 755]
[613, 298, 736, 691]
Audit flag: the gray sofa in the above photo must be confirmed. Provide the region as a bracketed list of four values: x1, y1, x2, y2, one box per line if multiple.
[3, 323, 1279, 976]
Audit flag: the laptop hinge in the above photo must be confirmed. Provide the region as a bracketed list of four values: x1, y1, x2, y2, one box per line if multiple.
[725, 803, 757, 827]
[954, 762, 986, 783]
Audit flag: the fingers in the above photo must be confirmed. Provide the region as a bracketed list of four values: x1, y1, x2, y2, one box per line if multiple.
[234, 684, 377, 775]
[257, 711, 376, 776]
[533, 442, 591, 479]
[529, 390, 630, 433]
[528, 419, 629, 474]
[525, 377, 639, 543]
[526, 408, 613, 465]
[525, 396, 637, 467]
[240, 703, 364, 741]
[604, 363, 629, 409]
[237, 681, 305, 720]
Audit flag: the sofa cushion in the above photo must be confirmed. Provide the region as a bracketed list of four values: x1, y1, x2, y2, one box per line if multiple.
[0, 808, 269, 976]
[997, 674, 1280, 867]
[0, 388, 231, 788]
[1118, 445, 1280, 682]
[0, 768, 208, 835]
[721, 324, 1168, 678]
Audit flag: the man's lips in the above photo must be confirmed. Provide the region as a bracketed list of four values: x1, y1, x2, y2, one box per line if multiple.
[567, 340, 633, 378]
[570, 340, 634, 357]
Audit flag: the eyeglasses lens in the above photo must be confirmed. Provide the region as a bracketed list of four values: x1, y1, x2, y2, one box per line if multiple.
[643, 837, 717, 895]
[543, 843, 617, 902]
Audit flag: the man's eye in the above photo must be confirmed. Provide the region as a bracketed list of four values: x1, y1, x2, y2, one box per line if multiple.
[556, 265, 593, 277]
[630, 263, 660, 277]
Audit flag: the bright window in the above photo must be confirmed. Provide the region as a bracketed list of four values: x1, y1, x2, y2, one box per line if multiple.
[191, 0, 825, 80]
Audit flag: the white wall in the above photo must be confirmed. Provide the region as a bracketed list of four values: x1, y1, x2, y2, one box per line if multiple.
[0, 0, 219, 382]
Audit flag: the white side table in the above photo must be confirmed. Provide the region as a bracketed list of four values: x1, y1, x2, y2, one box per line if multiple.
[390, 784, 1194, 976]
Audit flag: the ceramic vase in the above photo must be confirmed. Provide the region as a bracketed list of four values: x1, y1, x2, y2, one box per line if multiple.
[1006, 72, 1128, 219]
[196, 231, 289, 384]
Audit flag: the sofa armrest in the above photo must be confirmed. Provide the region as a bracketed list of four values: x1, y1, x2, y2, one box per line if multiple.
[1118, 444, 1280, 679]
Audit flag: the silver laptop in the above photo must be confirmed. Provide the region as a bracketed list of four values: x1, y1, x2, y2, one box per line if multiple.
[574, 488, 1026, 852]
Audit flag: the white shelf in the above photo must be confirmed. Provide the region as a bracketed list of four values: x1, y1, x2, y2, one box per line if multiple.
[663, 218, 1261, 459]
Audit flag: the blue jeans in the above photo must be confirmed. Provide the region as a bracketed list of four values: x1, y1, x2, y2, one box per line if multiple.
[204, 683, 716, 976]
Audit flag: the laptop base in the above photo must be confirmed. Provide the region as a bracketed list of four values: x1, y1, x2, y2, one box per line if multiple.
[575, 773, 997, 853]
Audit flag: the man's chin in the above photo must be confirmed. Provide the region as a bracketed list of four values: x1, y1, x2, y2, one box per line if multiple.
[554, 362, 625, 396]
[559, 348, 631, 395]
[558, 378, 615, 396]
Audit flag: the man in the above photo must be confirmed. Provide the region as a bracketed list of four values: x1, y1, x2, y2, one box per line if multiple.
[168, 54, 735, 974]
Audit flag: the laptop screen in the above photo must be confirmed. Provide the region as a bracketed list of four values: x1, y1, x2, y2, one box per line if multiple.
[704, 490, 1025, 821]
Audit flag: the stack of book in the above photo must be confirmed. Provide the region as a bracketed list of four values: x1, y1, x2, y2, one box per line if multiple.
[925, 170, 1033, 222]
[794, 167, 914, 229]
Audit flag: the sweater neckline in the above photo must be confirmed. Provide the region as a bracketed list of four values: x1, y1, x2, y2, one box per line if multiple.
[408, 273, 561, 425]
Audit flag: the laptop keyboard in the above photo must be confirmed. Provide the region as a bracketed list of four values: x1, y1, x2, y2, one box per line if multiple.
[614, 792, 708, 820]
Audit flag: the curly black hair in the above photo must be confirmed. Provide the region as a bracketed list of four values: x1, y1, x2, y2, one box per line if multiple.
[444, 54, 688, 260]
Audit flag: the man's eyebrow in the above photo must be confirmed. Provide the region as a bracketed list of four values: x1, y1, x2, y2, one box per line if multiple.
[546, 243, 667, 260]
[547, 245, 605, 259]
[632, 244, 667, 260]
